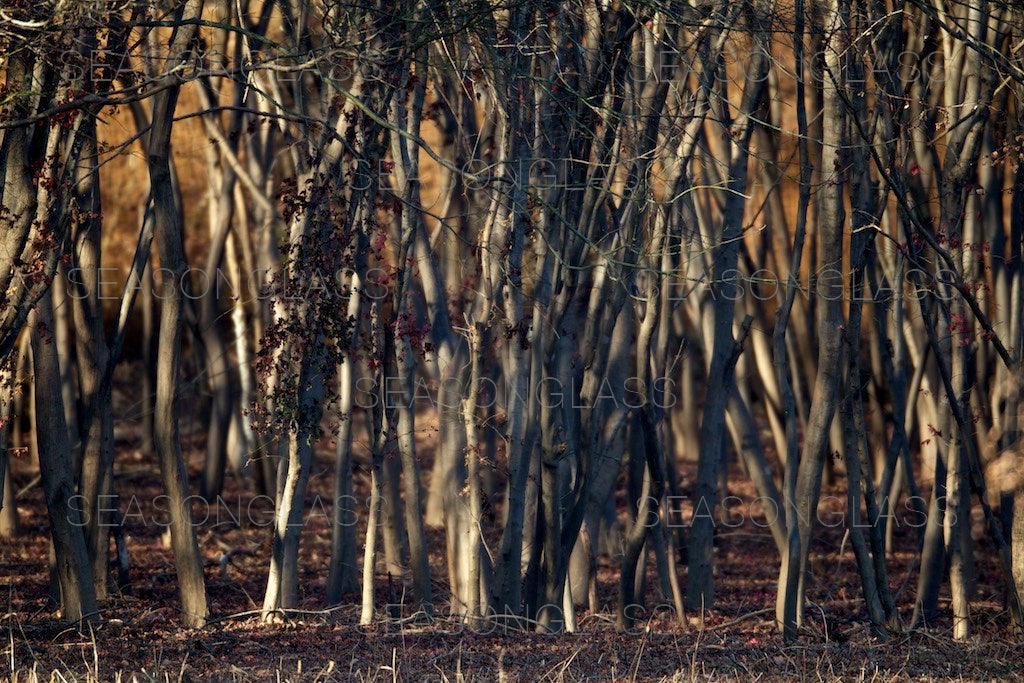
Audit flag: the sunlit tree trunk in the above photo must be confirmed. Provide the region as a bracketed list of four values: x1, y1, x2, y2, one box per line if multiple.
[787, 0, 847, 629]
[146, 0, 210, 627]
[686, 13, 767, 610]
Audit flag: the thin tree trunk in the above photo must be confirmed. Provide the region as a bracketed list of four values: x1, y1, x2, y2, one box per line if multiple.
[360, 302, 388, 626]
[840, 271, 889, 639]
[31, 295, 97, 624]
[0, 466, 17, 538]
[326, 357, 359, 603]
[0, 363, 18, 537]
[70, 118, 117, 601]
[1014, 473, 1024, 635]
[146, 3, 210, 625]
[687, 35, 767, 610]
[360, 468, 381, 626]
[788, 0, 847, 629]
[379, 450, 406, 579]
[386, 65, 436, 613]
[461, 321, 486, 627]
[51, 271, 77, 448]
[261, 368, 322, 618]
[326, 266, 365, 604]
[141, 257, 156, 456]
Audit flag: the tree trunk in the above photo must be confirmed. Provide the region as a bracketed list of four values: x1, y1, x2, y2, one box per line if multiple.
[0, 362, 17, 538]
[787, 0, 847, 628]
[1014, 478, 1024, 635]
[686, 34, 766, 610]
[326, 267, 364, 604]
[146, 3, 211, 625]
[70, 119, 118, 601]
[31, 295, 97, 624]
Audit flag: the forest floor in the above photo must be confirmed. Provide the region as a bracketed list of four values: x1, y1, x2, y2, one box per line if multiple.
[3, 366, 1024, 681]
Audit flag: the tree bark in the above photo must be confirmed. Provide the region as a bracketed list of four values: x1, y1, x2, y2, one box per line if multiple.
[787, 0, 847, 629]
[145, 0, 210, 627]
[31, 294, 97, 624]
[686, 30, 767, 611]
